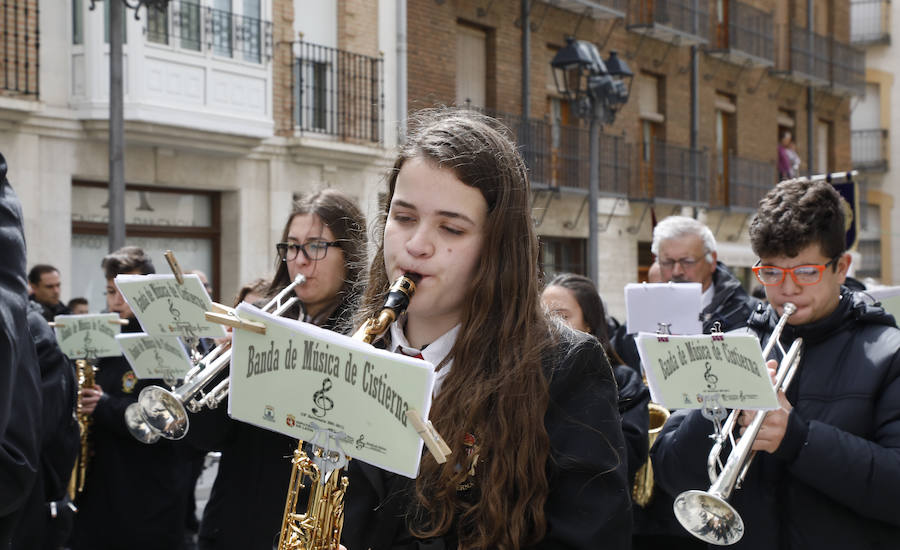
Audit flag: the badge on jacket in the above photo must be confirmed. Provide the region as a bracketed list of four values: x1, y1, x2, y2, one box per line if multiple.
[122, 370, 137, 394]
[457, 432, 479, 492]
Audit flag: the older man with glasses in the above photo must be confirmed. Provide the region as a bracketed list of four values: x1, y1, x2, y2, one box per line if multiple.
[615, 215, 758, 550]
[651, 179, 900, 550]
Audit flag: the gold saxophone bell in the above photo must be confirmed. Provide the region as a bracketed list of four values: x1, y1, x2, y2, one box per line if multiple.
[277, 274, 420, 550]
[631, 401, 670, 507]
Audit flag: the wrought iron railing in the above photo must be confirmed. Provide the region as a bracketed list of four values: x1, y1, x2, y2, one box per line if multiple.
[638, 139, 709, 205]
[464, 107, 632, 196]
[831, 40, 865, 94]
[789, 24, 830, 83]
[725, 154, 775, 212]
[146, 1, 271, 63]
[851, 129, 888, 171]
[851, 0, 891, 45]
[628, 0, 711, 42]
[719, 1, 774, 64]
[294, 40, 383, 143]
[1, 0, 39, 96]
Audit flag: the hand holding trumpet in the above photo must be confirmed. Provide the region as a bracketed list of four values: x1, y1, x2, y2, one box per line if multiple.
[737, 360, 793, 454]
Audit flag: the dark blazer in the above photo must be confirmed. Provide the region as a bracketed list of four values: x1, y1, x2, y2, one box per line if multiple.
[12, 302, 80, 550]
[652, 291, 900, 549]
[342, 333, 632, 550]
[0, 156, 42, 546]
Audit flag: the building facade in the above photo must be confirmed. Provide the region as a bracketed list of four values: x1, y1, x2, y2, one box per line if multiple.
[0, 0, 871, 321]
[406, 0, 861, 318]
[850, 0, 896, 284]
[0, 0, 399, 309]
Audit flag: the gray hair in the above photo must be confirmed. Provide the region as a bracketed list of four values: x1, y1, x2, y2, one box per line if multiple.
[651, 216, 717, 257]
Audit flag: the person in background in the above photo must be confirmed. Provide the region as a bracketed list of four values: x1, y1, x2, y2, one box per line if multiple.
[652, 178, 900, 549]
[541, 273, 650, 486]
[612, 216, 758, 372]
[0, 151, 43, 548]
[12, 300, 80, 550]
[233, 278, 268, 307]
[28, 264, 70, 322]
[190, 189, 368, 550]
[70, 246, 193, 550]
[67, 297, 89, 315]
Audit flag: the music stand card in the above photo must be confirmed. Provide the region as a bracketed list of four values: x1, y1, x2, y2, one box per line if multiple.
[115, 274, 227, 339]
[867, 286, 900, 321]
[635, 333, 779, 411]
[228, 303, 435, 479]
[116, 333, 193, 380]
[53, 313, 124, 359]
[625, 283, 703, 335]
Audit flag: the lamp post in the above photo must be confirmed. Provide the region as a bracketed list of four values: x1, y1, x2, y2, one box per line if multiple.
[551, 37, 631, 285]
[90, 0, 170, 252]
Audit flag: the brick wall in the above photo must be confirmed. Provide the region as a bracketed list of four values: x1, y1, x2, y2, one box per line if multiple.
[338, 0, 380, 57]
[272, 0, 296, 136]
[0, 0, 40, 98]
[405, 0, 852, 175]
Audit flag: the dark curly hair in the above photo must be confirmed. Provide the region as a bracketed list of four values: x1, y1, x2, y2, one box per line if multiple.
[749, 179, 846, 261]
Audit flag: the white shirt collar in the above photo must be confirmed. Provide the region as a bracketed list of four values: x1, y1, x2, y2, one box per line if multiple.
[388, 321, 460, 397]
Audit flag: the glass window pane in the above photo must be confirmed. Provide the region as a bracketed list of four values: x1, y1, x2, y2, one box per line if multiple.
[72, 186, 213, 227]
[147, 6, 169, 45]
[73, 0, 83, 45]
[70, 234, 213, 316]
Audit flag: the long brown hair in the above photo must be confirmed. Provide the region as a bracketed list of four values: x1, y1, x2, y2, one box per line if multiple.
[270, 189, 367, 324]
[357, 109, 552, 549]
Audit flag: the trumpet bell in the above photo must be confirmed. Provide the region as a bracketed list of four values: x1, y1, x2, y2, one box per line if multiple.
[673, 490, 744, 546]
[138, 385, 190, 440]
[125, 402, 161, 444]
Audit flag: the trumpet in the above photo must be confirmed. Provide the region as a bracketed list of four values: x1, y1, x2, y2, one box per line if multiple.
[277, 273, 420, 550]
[125, 274, 306, 442]
[673, 303, 803, 546]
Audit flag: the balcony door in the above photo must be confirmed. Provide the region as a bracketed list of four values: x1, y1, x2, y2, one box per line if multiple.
[716, 0, 730, 49]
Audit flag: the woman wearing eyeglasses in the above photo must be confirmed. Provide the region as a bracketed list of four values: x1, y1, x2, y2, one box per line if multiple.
[190, 189, 367, 550]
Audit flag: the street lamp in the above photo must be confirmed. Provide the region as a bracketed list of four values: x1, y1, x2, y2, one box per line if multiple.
[551, 37, 631, 285]
[90, 0, 170, 252]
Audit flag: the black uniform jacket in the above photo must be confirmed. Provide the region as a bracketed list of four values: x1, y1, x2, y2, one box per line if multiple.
[70, 318, 192, 550]
[341, 332, 632, 550]
[12, 302, 79, 550]
[29, 295, 71, 324]
[651, 290, 900, 549]
[613, 363, 650, 485]
[0, 162, 42, 546]
[190, 299, 354, 550]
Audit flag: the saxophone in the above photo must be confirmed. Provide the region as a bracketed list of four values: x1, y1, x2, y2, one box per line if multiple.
[277, 274, 420, 550]
[631, 401, 670, 507]
[68, 359, 97, 499]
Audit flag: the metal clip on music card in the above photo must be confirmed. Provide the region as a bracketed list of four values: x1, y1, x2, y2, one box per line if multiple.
[308, 423, 350, 480]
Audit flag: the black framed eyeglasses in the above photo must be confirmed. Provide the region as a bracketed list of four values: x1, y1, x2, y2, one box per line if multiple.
[752, 256, 840, 286]
[276, 241, 341, 262]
